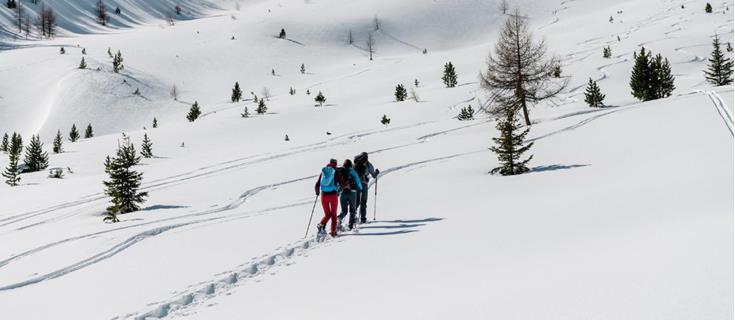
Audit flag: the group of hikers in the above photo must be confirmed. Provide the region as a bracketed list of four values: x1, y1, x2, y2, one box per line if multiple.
[314, 152, 379, 237]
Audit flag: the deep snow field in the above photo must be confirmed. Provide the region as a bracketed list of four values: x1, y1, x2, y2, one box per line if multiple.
[0, 0, 733, 319]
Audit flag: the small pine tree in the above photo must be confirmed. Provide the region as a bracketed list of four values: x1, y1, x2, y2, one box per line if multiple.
[69, 124, 80, 142]
[152, 117, 158, 128]
[107, 47, 113, 57]
[314, 91, 326, 106]
[442, 62, 458, 88]
[552, 65, 562, 78]
[10, 133, 22, 157]
[705, 35, 734, 86]
[490, 99, 533, 176]
[415, 79, 419, 87]
[289, 87, 296, 95]
[381, 114, 391, 126]
[133, 88, 140, 95]
[53, 130, 63, 153]
[79, 57, 87, 69]
[1, 133, 8, 153]
[231, 82, 243, 102]
[727, 42, 733, 53]
[187, 101, 202, 121]
[395, 84, 408, 101]
[256, 99, 267, 114]
[112, 50, 124, 73]
[603, 46, 612, 58]
[241, 106, 250, 118]
[3, 150, 20, 186]
[584, 78, 606, 107]
[141, 133, 153, 158]
[706, 3, 712, 13]
[23, 135, 49, 172]
[300, 64, 306, 74]
[103, 138, 148, 220]
[60, 47, 65, 54]
[85, 123, 94, 138]
[458, 106, 475, 120]
[279, 28, 286, 39]
[82, 48, 87, 55]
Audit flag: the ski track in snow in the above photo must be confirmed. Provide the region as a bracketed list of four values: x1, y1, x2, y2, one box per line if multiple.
[706, 90, 734, 136]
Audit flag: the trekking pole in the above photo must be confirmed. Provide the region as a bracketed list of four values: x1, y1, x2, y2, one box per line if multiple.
[372, 177, 378, 221]
[304, 195, 319, 238]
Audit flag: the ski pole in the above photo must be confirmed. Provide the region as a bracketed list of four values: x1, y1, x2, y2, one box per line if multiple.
[304, 195, 319, 238]
[372, 177, 378, 221]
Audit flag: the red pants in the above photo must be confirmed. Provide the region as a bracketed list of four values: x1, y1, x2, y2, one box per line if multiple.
[320, 193, 338, 235]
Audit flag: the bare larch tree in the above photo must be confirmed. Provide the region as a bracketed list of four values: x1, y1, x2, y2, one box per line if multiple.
[367, 32, 375, 61]
[480, 9, 566, 126]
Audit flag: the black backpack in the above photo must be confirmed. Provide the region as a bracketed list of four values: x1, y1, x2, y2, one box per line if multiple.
[354, 154, 368, 178]
[337, 167, 356, 190]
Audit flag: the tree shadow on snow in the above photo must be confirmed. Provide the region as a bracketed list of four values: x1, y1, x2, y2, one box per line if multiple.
[142, 204, 190, 211]
[530, 164, 589, 173]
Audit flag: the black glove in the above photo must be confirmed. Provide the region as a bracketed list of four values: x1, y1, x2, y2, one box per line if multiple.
[315, 190, 320, 196]
[375, 169, 380, 177]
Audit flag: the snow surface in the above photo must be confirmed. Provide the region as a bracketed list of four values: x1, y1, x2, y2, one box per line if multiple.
[0, 0, 733, 319]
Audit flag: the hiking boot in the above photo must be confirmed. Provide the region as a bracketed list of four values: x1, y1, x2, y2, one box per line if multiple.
[316, 224, 326, 234]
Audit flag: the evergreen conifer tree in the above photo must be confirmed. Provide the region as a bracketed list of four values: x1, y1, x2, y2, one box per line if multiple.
[102, 138, 147, 221]
[289, 87, 296, 95]
[630, 47, 652, 101]
[60, 47, 65, 54]
[256, 98, 267, 114]
[112, 50, 124, 73]
[603, 46, 612, 58]
[141, 133, 153, 158]
[241, 106, 250, 118]
[300, 64, 306, 74]
[187, 101, 202, 122]
[705, 34, 734, 86]
[82, 48, 87, 55]
[584, 78, 606, 107]
[152, 117, 158, 128]
[395, 84, 408, 101]
[107, 47, 112, 57]
[53, 130, 63, 153]
[652, 54, 675, 99]
[231, 82, 243, 102]
[79, 57, 87, 69]
[10, 133, 22, 157]
[314, 91, 326, 106]
[69, 124, 80, 142]
[442, 62, 458, 87]
[3, 150, 20, 186]
[279, 28, 286, 39]
[381, 114, 391, 126]
[705, 3, 712, 13]
[1, 133, 8, 153]
[23, 135, 49, 172]
[490, 98, 533, 176]
[85, 123, 94, 138]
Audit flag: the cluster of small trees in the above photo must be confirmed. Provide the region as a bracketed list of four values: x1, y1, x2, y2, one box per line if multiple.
[457, 106, 475, 120]
[6, 0, 56, 38]
[629, 47, 675, 101]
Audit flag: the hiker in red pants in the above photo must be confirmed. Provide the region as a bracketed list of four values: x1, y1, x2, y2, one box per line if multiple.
[315, 159, 340, 237]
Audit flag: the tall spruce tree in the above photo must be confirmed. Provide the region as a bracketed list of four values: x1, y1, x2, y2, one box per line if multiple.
[187, 101, 202, 122]
[651, 54, 675, 99]
[3, 150, 20, 186]
[256, 98, 268, 114]
[490, 97, 533, 176]
[103, 138, 147, 221]
[480, 10, 566, 126]
[112, 50, 124, 73]
[3, 133, 23, 186]
[395, 84, 408, 101]
[705, 34, 734, 86]
[85, 123, 94, 138]
[141, 133, 153, 158]
[630, 47, 652, 101]
[584, 78, 606, 107]
[442, 62, 458, 88]
[23, 135, 49, 172]
[231, 82, 243, 102]
[53, 130, 63, 153]
[1, 133, 8, 153]
[69, 124, 80, 142]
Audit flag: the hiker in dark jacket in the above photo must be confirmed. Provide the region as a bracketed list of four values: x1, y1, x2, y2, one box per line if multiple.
[336, 159, 363, 230]
[353, 152, 379, 223]
[315, 159, 339, 237]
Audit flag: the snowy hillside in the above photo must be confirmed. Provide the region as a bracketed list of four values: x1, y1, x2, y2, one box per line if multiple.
[0, 0, 733, 319]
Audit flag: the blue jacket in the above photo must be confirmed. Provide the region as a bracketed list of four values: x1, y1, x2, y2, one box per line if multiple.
[349, 168, 363, 191]
[316, 166, 339, 194]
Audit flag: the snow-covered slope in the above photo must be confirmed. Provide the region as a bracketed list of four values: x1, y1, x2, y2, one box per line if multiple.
[0, 0, 732, 319]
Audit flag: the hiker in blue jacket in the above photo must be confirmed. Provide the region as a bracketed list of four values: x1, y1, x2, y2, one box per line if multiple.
[353, 152, 379, 223]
